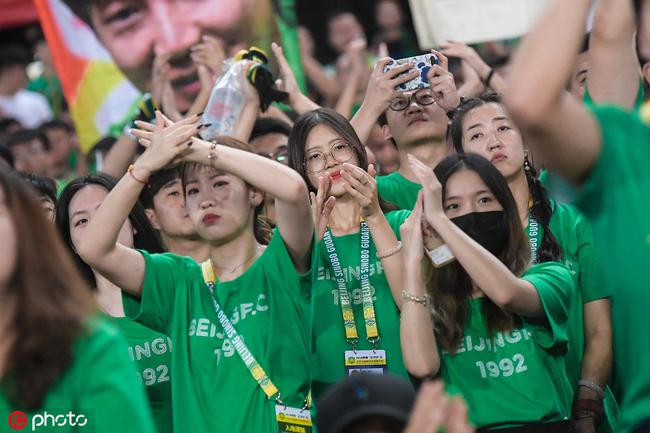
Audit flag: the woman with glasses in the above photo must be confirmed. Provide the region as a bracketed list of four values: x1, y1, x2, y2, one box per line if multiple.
[288, 108, 411, 401]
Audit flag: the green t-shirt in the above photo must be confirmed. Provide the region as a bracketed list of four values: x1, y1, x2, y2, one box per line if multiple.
[527, 202, 618, 432]
[0, 319, 155, 433]
[310, 210, 411, 400]
[107, 315, 173, 433]
[575, 105, 650, 433]
[376, 172, 421, 210]
[124, 230, 312, 433]
[439, 262, 575, 429]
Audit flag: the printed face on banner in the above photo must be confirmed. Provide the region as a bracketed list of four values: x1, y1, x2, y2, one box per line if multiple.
[74, 0, 275, 111]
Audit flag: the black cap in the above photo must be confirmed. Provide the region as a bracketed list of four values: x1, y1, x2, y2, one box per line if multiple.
[316, 374, 416, 433]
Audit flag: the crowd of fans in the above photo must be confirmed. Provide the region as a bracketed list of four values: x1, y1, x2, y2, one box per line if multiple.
[1, 0, 649, 432]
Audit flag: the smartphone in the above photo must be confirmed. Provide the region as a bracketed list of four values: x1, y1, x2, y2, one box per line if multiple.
[383, 53, 439, 92]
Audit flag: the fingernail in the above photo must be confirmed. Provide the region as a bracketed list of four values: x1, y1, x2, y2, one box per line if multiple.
[196, 111, 204, 117]
[199, 123, 212, 129]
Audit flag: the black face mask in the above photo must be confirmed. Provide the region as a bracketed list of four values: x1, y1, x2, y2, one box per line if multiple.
[450, 211, 508, 257]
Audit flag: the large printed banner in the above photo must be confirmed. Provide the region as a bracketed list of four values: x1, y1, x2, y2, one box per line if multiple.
[34, 0, 301, 153]
[409, 0, 549, 48]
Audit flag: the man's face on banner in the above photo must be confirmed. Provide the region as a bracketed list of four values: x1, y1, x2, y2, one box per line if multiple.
[88, 0, 246, 111]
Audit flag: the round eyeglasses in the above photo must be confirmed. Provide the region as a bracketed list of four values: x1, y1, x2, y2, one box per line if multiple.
[389, 89, 436, 111]
[303, 142, 355, 173]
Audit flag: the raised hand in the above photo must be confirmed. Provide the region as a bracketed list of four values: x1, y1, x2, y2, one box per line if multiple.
[272, 42, 302, 105]
[426, 50, 461, 112]
[130, 111, 201, 174]
[340, 163, 381, 219]
[408, 154, 446, 225]
[151, 53, 171, 106]
[403, 381, 474, 433]
[361, 57, 419, 116]
[310, 175, 336, 241]
[400, 192, 425, 267]
[190, 35, 226, 79]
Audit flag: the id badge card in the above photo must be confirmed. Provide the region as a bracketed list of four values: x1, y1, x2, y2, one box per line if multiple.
[344, 350, 387, 376]
[276, 405, 312, 433]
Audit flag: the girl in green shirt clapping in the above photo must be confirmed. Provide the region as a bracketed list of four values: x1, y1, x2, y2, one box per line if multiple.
[288, 108, 411, 400]
[400, 153, 575, 431]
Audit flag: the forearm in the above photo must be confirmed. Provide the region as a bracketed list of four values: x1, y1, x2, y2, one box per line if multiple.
[588, 0, 640, 109]
[350, 102, 382, 145]
[103, 134, 139, 177]
[507, 0, 592, 121]
[366, 213, 403, 307]
[233, 103, 258, 142]
[302, 56, 339, 101]
[290, 92, 320, 116]
[579, 299, 613, 393]
[400, 264, 440, 377]
[430, 214, 544, 316]
[194, 139, 308, 203]
[186, 85, 212, 117]
[334, 70, 361, 119]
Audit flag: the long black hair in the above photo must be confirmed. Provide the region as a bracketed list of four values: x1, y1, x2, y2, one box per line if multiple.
[428, 154, 529, 351]
[449, 93, 562, 263]
[288, 108, 395, 211]
[55, 173, 165, 288]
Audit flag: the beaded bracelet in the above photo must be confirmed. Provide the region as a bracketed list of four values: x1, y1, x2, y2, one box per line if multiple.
[401, 291, 429, 307]
[207, 141, 218, 163]
[376, 241, 402, 259]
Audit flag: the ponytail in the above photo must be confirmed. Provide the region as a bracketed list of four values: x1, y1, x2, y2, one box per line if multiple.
[524, 162, 563, 263]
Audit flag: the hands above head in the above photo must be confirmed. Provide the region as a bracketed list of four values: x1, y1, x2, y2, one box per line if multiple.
[440, 41, 506, 94]
[310, 175, 336, 242]
[129, 111, 202, 175]
[151, 53, 171, 107]
[340, 163, 381, 219]
[426, 50, 461, 112]
[360, 57, 419, 117]
[271, 42, 319, 114]
[191, 35, 226, 79]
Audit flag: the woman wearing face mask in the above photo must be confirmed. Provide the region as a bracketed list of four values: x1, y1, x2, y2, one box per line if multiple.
[76, 112, 314, 433]
[450, 94, 616, 433]
[288, 108, 410, 400]
[0, 168, 155, 433]
[55, 174, 172, 433]
[400, 153, 576, 431]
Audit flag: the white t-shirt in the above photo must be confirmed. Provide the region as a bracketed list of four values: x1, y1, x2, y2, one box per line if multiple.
[0, 89, 53, 128]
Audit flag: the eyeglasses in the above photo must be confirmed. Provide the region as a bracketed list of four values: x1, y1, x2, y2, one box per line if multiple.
[304, 141, 355, 173]
[257, 145, 289, 164]
[389, 89, 436, 111]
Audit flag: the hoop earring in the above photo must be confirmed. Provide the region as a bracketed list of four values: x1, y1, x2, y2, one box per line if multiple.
[523, 150, 532, 172]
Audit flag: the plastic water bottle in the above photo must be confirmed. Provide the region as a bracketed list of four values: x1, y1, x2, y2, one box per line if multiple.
[200, 60, 247, 140]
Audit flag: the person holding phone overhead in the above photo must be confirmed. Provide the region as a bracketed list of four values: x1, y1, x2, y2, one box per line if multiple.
[351, 50, 460, 210]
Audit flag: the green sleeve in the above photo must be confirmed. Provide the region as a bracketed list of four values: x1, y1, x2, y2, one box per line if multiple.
[76, 321, 156, 433]
[576, 106, 650, 220]
[573, 209, 610, 302]
[521, 262, 574, 351]
[385, 209, 411, 240]
[123, 251, 195, 334]
[268, 227, 312, 301]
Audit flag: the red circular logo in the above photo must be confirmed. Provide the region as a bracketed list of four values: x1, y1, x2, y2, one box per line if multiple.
[8, 411, 27, 430]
